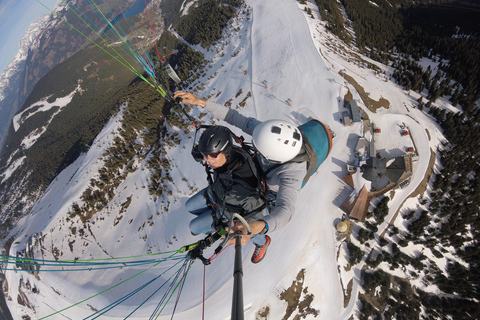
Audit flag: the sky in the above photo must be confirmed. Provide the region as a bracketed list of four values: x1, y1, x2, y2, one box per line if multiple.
[0, 0, 58, 74]
[0, 0, 448, 318]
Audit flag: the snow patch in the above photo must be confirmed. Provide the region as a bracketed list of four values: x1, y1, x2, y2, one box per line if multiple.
[0, 156, 26, 184]
[13, 84, 80, 133]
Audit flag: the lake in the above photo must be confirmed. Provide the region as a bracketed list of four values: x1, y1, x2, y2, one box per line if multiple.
[106, 0, 152, 32]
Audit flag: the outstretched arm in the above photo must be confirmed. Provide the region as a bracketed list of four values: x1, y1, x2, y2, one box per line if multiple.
[174, 90, 260, 136]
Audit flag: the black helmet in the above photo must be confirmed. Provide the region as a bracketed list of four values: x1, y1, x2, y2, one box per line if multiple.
[197, 126, 233, 156]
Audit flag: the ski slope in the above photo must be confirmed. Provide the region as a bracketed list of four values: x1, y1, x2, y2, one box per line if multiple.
[3, 0, 445, 319]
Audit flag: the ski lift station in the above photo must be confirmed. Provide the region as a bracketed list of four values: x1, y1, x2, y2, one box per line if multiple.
[337, 118, 418, 222]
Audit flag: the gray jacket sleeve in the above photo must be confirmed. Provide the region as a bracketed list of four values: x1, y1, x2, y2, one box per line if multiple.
[204, 100, 307, 232]
[205, 101, 261, 136]
[260, 162, 306, 232]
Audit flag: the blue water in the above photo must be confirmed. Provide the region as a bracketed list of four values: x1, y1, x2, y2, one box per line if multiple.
[121, 0, 152, 19]
[106, 0, 152, 31]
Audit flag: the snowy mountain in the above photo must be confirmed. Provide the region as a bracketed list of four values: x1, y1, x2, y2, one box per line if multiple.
[0, 0, 156, 154]
[0, 0, 168, 229]
[0, 0, 476, 319]
[0, 12, 53, 153]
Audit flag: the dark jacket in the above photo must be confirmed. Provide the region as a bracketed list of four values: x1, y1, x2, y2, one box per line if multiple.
[205, 101, 306, 232]
[206, 147, 266, 221]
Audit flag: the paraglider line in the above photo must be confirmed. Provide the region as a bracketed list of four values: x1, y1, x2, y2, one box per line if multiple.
[83, 258, 186, 319]
[38, 252, 183, 319]
[36, 0, 168, 99]
[148, 259, 191, 319]
[145, 0, 161, 61]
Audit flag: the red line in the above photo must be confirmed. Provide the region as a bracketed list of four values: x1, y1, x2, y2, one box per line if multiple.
[209, 244, 233, 262]
[203, 264, 206, 320]
[145, 0, 161, 60]
[117, 1, 154, 72]
[160, 51, 175, 63]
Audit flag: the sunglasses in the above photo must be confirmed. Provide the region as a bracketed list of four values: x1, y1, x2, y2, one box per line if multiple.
[201, 152, 221, 159]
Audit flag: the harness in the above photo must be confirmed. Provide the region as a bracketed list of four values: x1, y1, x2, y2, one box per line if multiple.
[192, 125, 272, 226]
[204, 146, 268, 222]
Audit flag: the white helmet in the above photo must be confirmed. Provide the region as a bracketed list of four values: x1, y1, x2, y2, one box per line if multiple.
[252, 119, 302, 163]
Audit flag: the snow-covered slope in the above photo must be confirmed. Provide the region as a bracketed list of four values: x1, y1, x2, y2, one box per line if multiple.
[2, 0, 445, 319]
[0, 13, 53, 152]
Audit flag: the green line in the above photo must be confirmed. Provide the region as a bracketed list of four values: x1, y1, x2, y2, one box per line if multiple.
[36, 0, 172, 100]
[60, 0, 145, 78]
[1, 249, 180, 265]
[35, 0, 158, 90]
[157, 85, 167, 97]
[83, 0, 145, 74]
[39, 252, 180, 319]
[61, 0, 170, 99]
[154, 260, 194, 319]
